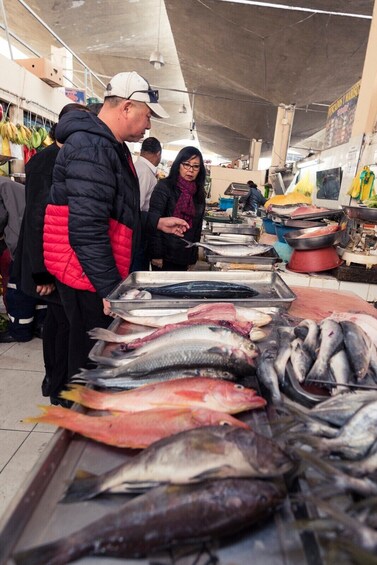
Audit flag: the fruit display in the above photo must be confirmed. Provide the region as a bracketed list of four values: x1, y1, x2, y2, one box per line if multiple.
[0, 118, 50, 156]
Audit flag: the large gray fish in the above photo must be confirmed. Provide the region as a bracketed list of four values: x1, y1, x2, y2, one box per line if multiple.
[302, 398, 377, 459]
[328, 349, 354, 395]
[142, 280, 259, 298]
[83, 341, 256, 381]
[96, 323, 259, 367]
[13, 478, 284, 565]
[62, 426, 293, 502]
[340, 320, 372, 380]
[308, 390, 377, 427]
[182, 239, 273, 257]
[257, 347, 282, 404]
[305, 319, 344, 384]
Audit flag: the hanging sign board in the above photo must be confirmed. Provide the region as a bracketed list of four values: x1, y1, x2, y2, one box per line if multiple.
[65, 88, 86, 104]
[324, 81, 360, 149]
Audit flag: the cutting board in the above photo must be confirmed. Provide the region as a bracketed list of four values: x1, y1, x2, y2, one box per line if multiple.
[289, 286, 377, 321]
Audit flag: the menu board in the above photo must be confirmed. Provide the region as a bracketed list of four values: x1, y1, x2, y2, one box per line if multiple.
[324, 81, 360, 149]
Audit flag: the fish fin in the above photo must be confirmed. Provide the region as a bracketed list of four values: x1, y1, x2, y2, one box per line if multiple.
[109, 481, 163, 494]
[62, 473, 108, 503]
[191, 465, 235, 480]
[59, 384, 84, 403]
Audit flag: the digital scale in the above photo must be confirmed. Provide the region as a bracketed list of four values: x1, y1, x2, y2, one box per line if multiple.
[204, 182, 250, 224]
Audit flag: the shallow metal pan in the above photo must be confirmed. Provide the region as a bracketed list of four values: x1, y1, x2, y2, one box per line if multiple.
[284, 227, 346, 250]
[342, 205, 377, 223]
[107, 271, 296, 311]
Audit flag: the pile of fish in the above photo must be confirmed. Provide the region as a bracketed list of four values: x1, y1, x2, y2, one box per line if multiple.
[85, 302, 272, 389]
[257, 312, 377, 405]
[282, 391, 377, 560]
[26, 378, 267, 448]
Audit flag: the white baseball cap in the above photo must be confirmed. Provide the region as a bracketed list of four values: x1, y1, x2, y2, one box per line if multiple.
[104, 71, 169, 119]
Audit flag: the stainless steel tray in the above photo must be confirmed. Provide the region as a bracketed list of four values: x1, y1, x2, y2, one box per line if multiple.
[211, 223, 260, 236]
[342, 204, 377, 223]
[107, 271, 296, 311]
[205, 248, 281, 265]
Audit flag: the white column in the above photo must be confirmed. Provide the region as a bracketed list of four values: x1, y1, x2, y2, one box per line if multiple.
[270, 104, 295, 169]
[248, 138, 262, 170]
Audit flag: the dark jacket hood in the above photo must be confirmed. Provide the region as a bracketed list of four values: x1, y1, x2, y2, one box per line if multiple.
[55, 110, 116, 145]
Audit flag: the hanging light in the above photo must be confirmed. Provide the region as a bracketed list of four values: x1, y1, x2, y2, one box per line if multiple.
[179, 103, 187, 114]
[150, 0, 164, 69]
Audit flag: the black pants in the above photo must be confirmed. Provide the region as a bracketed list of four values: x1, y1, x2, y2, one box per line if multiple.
[151, 260, 188, 272]
[56, 281, 111, 380]
[41, 301, 70, 398]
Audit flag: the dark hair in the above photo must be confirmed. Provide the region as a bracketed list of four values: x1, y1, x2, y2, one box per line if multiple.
[86, 102, 103, 115]
[247, 180, 258, 188]
[141, 137, 161, 154]
[167, 146, 206, 189]
[50, 103, 90, 141]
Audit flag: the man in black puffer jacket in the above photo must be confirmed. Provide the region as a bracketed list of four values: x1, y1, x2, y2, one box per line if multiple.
[44, 71, 189, 381]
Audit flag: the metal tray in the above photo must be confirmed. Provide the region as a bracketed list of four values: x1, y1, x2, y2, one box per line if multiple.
[286, 209, 344, 221]
[211, 223, 260, 236]
[342, 204, 377, 223]
[205, 247, 281, 265]
[107, 271, 296, 311]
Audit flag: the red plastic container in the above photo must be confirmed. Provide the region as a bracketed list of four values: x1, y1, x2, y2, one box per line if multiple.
[287, 247, 343, 273]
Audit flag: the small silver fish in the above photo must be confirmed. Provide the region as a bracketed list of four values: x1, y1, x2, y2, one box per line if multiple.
[274, 326, 295, 381]
[257, 347, 282, 404]
[182, 239, 272, 257]
[290, 338, 313, 383]
[309, 390, 377, 427]
[341, 321, 372, 380]
[294, 319, 319, 359]
[306, 319, 344, 384]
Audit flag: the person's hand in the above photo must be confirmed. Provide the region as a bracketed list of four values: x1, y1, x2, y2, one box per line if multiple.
[157, 217, 189, 236]
[103, 298, 113, 316]
[36, 283, 55, 296]
[151, 259, 163, 268]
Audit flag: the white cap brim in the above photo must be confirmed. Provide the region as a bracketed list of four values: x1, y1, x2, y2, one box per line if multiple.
[147, 102, 169, 119]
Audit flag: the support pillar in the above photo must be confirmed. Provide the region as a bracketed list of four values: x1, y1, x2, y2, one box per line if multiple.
[248, 138, 262, 170]
[270, 104, 295, 170]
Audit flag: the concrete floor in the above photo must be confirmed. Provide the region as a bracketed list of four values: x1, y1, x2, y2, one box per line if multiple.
[0, 336, 56, 522]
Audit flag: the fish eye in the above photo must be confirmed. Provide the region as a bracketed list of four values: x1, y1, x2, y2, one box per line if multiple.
[220, 421, 232, 426]
[234, 384, 244, 390]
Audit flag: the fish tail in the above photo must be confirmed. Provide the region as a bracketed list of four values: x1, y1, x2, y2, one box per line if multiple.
[23, 405, 69, 425]
[60, 385, 107, 410]
[62, 472, 105, 503]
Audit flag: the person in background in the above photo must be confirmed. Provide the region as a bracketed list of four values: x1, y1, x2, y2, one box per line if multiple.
[131, 136, 162, 271]
[12, 102, 93, 405]
[147, 146, 206, 271]
[243, 180, 267, 213]
[0, 177, 48, 343]
[43, 71, 188, 382]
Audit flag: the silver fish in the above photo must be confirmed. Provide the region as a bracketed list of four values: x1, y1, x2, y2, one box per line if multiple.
[83, 341, 256, 380]
[303, 399, 377, 459]
[306, 319, 344, 384]
[329, 349, 354, 395]
[309, 390, 377, 427]
[14, 479, 285, 564]
[294, 319, 319, 359]
[92, 327, 259, 368]
[182, 239, 273, 257]
[82, 368, 238, 390]
[62, 426, 293, 501]
[341, 321, 372, 380]
[274, 326, 295, 381]
[257, 347, 282, 404]
[335, 450, 377, 478]
[290, 337, 313, 384]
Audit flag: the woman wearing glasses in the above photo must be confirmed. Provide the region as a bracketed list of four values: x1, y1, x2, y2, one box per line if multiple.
[147, 146, 206, 271]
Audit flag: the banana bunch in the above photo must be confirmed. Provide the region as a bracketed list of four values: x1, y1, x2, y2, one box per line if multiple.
[1, 136, 11, 156]
[16, 124, 33, 146]
[0, 120, 19, 143]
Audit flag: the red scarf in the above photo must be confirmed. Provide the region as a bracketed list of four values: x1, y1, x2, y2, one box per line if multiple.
[173, 176, 197, 228]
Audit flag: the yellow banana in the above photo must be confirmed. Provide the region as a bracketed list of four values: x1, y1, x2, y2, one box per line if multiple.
[1, 136, 11, 156]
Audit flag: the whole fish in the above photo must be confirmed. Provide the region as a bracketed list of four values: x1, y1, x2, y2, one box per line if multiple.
[290, 337, 313, 383]
[328, 349, 354, 395]
[142, 280, 259, 298]
[89, 318, 253, 346]
[335, 450, 377, 478]
[13, 478, 284, 565]
[274, 326, 295, 381]
[62, 426, 293, 502]
[294, 319, 319, 359]
[117, 302, 272, 328]
[340, 320, 372, 380]
[302, 399, 377, 459]
[100, 324, 259, 367]
[61, 378, 266, 414]
[83, 341, 257, 380]
[329, 311, 377, 345]
[306, 319, 343, 384]
[81, 368, 238, 390]
[308, 390, 377, 427]
[257, 347, 282, 404]
[182, 239, 273, 257]
[24, 405, 249, 448]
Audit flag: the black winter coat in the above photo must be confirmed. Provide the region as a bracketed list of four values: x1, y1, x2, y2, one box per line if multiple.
[147, 177, 206, 266]
[13, 143, 58, 299]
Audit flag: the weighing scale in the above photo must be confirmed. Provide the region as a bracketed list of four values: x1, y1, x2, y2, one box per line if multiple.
[204, 182, 250, 224]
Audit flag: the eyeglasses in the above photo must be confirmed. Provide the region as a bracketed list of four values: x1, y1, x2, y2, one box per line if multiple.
[181, 162, 200, 171]
[126, 89, 159, 103]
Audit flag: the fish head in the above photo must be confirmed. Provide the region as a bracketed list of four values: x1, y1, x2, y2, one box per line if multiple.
[208, 382, 266, 413]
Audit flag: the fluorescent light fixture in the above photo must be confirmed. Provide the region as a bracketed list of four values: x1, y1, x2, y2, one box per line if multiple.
[296, 158, 320, 169]
[218, 1, 372, 19]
